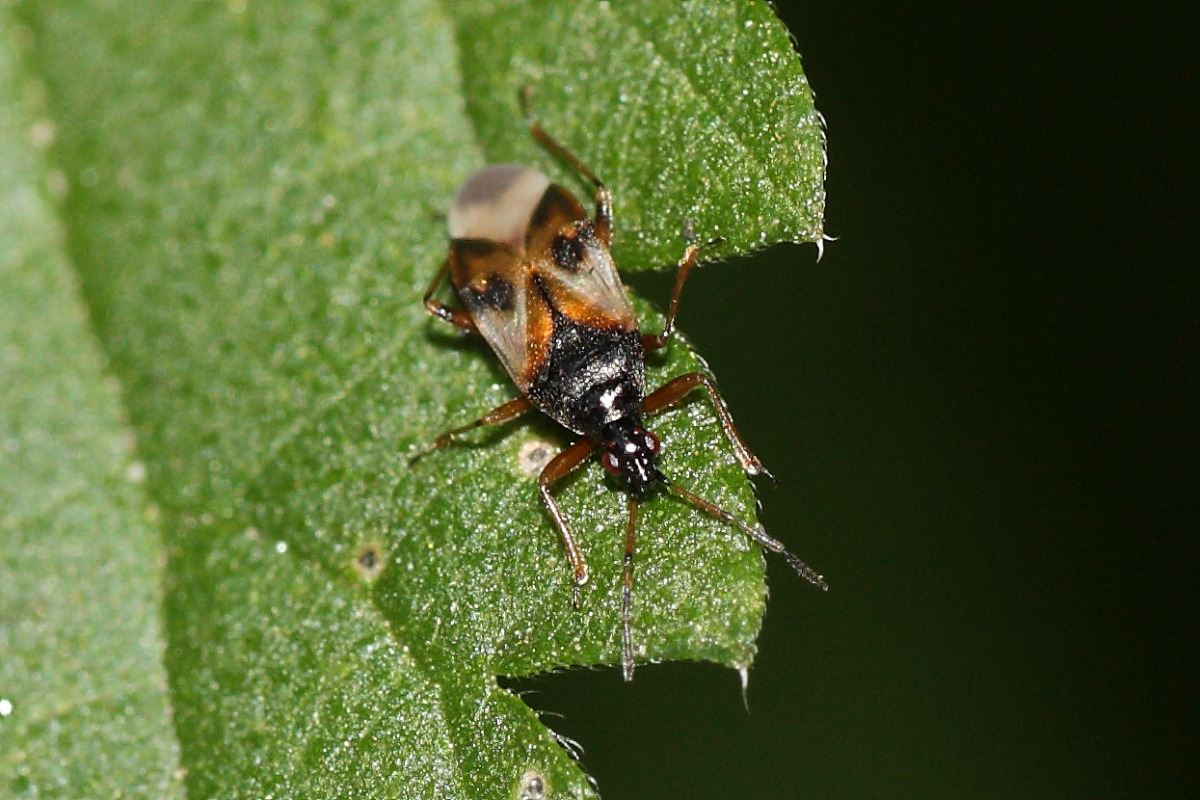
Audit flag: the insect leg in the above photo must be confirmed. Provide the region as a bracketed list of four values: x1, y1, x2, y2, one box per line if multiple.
[642, 237, 725, 351]
[422, 258, 475, 332]
[642, 371, 777, 485]
[409, 396, 533, 464]
[538, 436, 600, 607]
[520, 88, 613, 246]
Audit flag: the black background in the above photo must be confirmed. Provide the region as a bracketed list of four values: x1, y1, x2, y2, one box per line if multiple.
[506, 2, 1197, 798]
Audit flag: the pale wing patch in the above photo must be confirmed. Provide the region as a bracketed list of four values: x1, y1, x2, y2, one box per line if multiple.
[448, 165, 550, 252]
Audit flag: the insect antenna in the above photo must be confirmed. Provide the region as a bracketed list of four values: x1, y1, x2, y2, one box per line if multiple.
[664, 481, 829, 591]
[622, 497, 638, 682]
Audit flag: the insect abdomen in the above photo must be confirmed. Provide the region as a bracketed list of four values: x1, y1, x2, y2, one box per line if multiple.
[526, 311, 645, 436]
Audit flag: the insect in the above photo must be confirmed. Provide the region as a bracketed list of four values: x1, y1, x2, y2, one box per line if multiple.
[415, 91, 827, 680]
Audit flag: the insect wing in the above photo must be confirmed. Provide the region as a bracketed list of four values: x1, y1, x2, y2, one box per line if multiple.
[525, 185, 637, 332]
[448, 239, 551, 391]
[449, 164, 551, 249]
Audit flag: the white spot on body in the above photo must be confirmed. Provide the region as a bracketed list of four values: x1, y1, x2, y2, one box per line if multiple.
[599, 385, 622, 413]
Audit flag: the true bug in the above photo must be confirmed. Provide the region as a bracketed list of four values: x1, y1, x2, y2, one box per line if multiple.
[415, 92, 827, 680]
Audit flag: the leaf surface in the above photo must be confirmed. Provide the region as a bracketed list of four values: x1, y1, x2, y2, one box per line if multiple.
[0, 26, 183, 797]
[10, 0, 824, 795]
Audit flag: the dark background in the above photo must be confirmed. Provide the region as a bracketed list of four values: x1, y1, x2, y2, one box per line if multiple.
[506, 3, 1197, 798]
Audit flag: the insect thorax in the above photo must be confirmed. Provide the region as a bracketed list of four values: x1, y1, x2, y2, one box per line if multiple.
[526, 310, 645, 437]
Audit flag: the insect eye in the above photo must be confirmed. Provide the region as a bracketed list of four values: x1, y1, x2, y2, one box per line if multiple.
[552, 233, 585, 271]
[644, 431, 661, 453]
[601, 450, 622, 475]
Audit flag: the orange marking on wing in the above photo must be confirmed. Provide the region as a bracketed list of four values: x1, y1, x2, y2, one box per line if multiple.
[531, 242, 637, 333]
[522, 282, 555, 382]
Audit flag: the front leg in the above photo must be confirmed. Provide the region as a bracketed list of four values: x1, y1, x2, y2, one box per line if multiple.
[642, 371, 777, 485]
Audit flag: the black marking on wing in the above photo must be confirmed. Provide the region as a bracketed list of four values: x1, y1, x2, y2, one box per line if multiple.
[552, 230, 586, 271]
[461, 272, 515, 312]
[528, 184, 587, 238]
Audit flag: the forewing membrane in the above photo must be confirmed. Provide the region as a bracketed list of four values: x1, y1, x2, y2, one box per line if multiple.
[449, 239, 549, 390]
[525, 186, 636, 332]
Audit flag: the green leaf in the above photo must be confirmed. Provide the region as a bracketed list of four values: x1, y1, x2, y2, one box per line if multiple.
[11, 0, 824, 796]
[0, 29, 183, 798]
[451, 1, 827, 266]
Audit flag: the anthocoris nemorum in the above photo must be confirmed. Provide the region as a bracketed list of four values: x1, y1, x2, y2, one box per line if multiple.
[414, 90, 826, 680]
